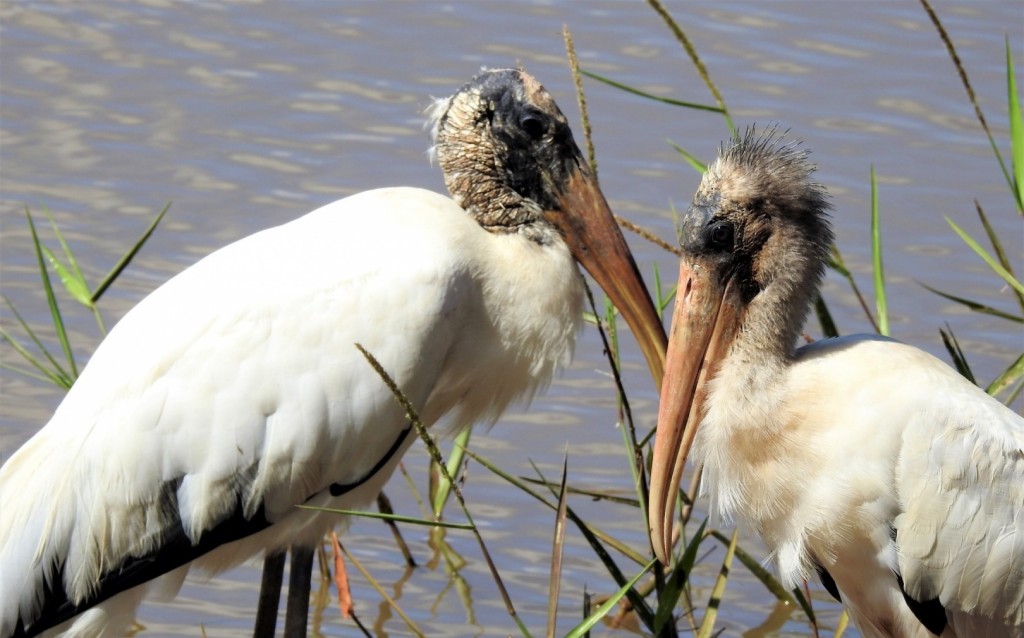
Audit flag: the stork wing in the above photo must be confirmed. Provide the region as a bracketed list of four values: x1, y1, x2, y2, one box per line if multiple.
[0, 187, 481, 635]
[896, 367, 1024, 634]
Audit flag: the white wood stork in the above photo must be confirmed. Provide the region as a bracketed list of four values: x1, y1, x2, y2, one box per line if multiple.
[647, 128, 1023, 637]
[0, 67, 667, 638]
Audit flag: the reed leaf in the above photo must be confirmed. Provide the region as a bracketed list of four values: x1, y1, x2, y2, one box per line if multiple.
[580, 70, 723, 114]
[939, 325, 977, 385]
[870, 166, 889, 336]
[297, 505, 473, 530]
[355, 344, 532, 638]
[918, 0, 1016, 203]
[834, 610, 851, 637]
[39, 214, 90, 307]
[471, 450, 647, 565]
[814, 295, 840, 338]
[973, 201, 1024, 313]
[376, 492, 416, 567]
[546, 453, 570, 638]
[525, 458, 657, 628]
[645, 0, 735, 133]
[790, 585, 818, 629]
[92, 202, 169, 304]
[708, 530, 793, 603]
[564, 559, 658, 638]
[668, 140, 708, 174]
[518, 476, 641, 507]
[697, 529, 738, 638]
[654, 519, 707, 634]
[829, 245, 879, 333]
[39, 207, 106, 331]
[1008, 38, 1024, 213]
[986, 352, 1024, 399]
[918, 282, 1023, 324]
[25, 209, 78, 380]
[0, 298, 74, 388]
[945, 216, 1024, 296]
[432, 427, 471, 517]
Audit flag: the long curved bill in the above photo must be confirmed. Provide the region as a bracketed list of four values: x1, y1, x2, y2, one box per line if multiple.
[550, 165, 667, 388]
[648, 259, 742, 564]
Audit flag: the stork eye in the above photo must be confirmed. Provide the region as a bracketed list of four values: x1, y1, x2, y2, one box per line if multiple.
[519, 113, 546, 140]
[708, 221, 734, 251]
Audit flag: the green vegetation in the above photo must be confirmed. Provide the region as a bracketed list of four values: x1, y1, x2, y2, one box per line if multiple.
[2, 0, 1019, 636]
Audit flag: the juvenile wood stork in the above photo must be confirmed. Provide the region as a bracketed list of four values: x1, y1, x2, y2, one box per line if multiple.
[647, 128, 1023, 637]
[0, 67, 667, 637]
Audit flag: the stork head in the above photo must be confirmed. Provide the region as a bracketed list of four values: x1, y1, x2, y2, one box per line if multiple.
[429, 67, 667, 387]
[649, 126, 833, 564]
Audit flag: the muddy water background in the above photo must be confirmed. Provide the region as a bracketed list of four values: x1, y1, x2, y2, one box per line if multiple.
[1, 2, 1021, 636]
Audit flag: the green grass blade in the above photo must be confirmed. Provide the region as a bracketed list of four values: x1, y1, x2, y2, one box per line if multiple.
[654, 518, 707, 634]
[697, 528, 738, 638]
[375, 491, 417, 568]
[295, 505, 473, 530]
[939, 325, 977, 385]
[432, 427, 471, 517]
[522, 458, 657, 628]
[653, 262, 668, 316]
[790, 585, 818, 627]
[545, 453, 570, 638]
[945, 216, 1024, 296]
[474, 450, 649, 565]
[92, 202, 170, 304]
[972, 201, 1024, 313]
[580, 70, 724, 114]
[986, 352, 1024, 399]
[355, 344, 532, 638]
[645, 0, 734, 133]
[1007, 37, 1023, 212]
[708, 530, 794, 603]
[870, 166, 889, 336]
[518, 477, 640, 507]
[563, 559, 658, 638]
[918, 0, 1016, 206]
[668, 140, 708, 173]
[41, 208, 92, 307]
[1, 297, 75, 388]
[616, 407, 649, 520]
[829, 245, 879, 333]
[834, 610, 851, 637]
[42, 245, 91, 306]
[917, 282, 1023, 324]
[581, 589, 592, 638]
[25, 209, 78, 380]
[813, 295, 840, 338]
[3, 361, 68, 385]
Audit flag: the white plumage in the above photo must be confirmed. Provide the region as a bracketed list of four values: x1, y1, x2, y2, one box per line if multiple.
[648, 129, 1022, 637]
[0, 68, 666, 637]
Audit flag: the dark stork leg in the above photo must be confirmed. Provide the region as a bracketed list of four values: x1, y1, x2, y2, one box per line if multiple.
[253, 551, 286, 638]
[284, 546, 315, 637]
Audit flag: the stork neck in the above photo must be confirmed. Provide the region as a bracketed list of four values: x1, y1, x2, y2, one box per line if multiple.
[447, 169, 537, 234]
[732, 265, 818, 371]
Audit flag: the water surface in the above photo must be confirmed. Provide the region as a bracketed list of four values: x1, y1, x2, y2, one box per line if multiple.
[1, 2, 1020, 636]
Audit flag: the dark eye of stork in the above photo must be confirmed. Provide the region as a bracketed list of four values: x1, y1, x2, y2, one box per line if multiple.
[708, 221, 734, 252]
[519, 112, 546, 140]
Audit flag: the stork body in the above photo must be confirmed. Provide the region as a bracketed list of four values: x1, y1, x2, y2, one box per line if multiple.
[649, 129, 1022, 637]
[0, 69, 666, 637]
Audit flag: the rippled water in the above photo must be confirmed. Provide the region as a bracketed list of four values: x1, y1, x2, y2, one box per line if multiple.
[1, 2, 1020, 636]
